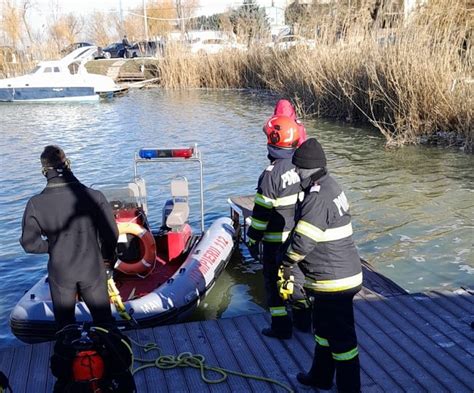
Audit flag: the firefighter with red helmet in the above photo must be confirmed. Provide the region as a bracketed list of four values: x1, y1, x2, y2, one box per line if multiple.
[247, 115, 311, 339]
[280, 138, 362, 392]
[272, 99, 308, 147]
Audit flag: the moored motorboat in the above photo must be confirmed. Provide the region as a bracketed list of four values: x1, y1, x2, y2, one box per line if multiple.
[0, 46, 127, 102]
[10, 145, 236, 343]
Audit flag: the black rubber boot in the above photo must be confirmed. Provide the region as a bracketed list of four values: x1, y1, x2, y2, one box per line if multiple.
[261, 327, 292, 339]
[262, 315, 292, 339]
[296, 372, 333, 390]
[296, 345, 335, 389]
[335, 356, 361, 393]
[293, 306, 312, 332]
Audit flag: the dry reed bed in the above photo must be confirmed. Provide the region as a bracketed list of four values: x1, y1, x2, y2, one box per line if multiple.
[156, 2, 472, 150]
[1, 2, 471, 149]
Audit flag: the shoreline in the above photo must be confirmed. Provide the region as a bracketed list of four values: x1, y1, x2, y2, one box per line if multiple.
[85, 50, 473, 153]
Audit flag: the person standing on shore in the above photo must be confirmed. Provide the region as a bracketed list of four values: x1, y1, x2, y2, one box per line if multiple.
[20, 145, 118, 330]
[272, 99, 308, 146]
[122, 35, 131, 58]
[280, 138, 362, 392]
[248, 115, 311, 339]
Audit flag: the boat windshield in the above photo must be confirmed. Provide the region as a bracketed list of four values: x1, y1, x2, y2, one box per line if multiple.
[28, 66, 41, 74]
[93, 179, 147, 213]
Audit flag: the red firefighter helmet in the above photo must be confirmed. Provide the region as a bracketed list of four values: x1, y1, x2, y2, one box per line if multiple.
[263, 115, 300, 149]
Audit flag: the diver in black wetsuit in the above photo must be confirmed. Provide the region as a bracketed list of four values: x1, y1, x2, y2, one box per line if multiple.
[20, 145, 119, 329]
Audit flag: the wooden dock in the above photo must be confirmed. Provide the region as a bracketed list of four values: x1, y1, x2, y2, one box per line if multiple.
[1, 284, 472, 392]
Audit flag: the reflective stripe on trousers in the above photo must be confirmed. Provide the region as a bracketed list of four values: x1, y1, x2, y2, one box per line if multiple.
[304, 272, 363, 292]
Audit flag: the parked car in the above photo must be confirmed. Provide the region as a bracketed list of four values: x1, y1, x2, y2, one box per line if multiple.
[129, 41, 163, 58]
[190, 38, 245, 55]
[99, 42, 129, 59]
[270, 35, 316, 51]
[60, 42, 93, 56]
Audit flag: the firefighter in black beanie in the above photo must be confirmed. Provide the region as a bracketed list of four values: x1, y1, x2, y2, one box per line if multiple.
[280, 138, 362, 392]
[20, 145, 118, 329]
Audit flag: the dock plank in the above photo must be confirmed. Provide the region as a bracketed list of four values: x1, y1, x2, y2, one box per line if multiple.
[9, 344, 33, 393]
[170, 322, 212, 393]
[184, 320, 232, 393]
[151, 324, 191, 393]
[0, 347, 15, 389]
[1, 287, 473, 393]
[358, 293, 469, 392]
[44, 342, 55, 393]
[233, 314, 293, 392]
[127, 329, 149, 393]
[355, 302, 420, 392]
[26, 342, 52, 391]
[217, 317, 274, 392]
[388, 294, 474, 386]
[250, 313, 313, 376]
[200, 318, 253, 392]
[411, 293, 474, 347]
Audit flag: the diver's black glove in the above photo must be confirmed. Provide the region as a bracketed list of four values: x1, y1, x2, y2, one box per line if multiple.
[104, 260, 114, 280]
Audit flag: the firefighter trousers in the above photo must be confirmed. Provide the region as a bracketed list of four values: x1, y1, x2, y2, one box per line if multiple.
[306, 287, 361, 393]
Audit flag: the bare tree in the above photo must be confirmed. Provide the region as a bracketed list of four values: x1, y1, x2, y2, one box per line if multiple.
[20, 0, 35, 46]
[121, 11, 144, 41]
[87, 11, 113, 47]
[175, 0, 198, 33]
[1, 0, 23, 47]
[147, 0, 176, 38]
[49, 13, 84, 51]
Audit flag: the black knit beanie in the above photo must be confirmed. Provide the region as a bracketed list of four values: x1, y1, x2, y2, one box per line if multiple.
[292, 138, 327, 169]
[40, 145, 67, 168]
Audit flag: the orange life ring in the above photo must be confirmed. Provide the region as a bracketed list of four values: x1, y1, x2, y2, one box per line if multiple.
[115, 222, 156, 275]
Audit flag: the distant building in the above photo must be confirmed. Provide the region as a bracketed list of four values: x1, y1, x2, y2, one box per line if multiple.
[257, 0, 292, 39]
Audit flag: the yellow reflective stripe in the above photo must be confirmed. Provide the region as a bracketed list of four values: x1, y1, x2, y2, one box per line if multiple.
[295, 221, 353, 243]
[263, 231, 291, 243]
[273, 193, 298, 207]
[270, 306, 288, 317]
[315, 335, 329, 347]
[296, 299, 310, 308]
[286, 245, 305, 262]
[332, 347, 359, 361]
[304, 272, 363, 292]
[250, 217, 268, 231]
[255, 193, 274, 209]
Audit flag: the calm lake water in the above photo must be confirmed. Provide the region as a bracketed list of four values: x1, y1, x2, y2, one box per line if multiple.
[0, 89, 472, 349]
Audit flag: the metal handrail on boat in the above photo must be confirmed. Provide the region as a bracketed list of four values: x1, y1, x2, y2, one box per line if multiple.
[134, 144, 204, 234]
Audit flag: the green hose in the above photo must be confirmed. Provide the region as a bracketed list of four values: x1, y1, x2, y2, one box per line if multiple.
[129, 337, 294, 393]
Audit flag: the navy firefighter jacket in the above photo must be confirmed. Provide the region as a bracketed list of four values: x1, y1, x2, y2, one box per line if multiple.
[20, 172, 119, 284]
[248, 158, 301, 245]
[284, 173, 362, 293]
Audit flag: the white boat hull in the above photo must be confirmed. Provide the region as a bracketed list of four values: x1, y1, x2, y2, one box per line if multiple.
[10, 217, 236, 343]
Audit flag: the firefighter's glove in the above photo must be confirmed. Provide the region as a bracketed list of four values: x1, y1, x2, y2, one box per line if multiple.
[278, 265, 295, 301]
[247, 239, 260, 261]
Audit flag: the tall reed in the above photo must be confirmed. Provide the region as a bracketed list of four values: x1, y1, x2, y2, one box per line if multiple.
[1, 1, 471, 149]
[156, 1, 472, 150]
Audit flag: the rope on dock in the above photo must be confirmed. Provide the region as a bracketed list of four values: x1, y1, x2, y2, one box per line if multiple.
[129, 337, 295, 392]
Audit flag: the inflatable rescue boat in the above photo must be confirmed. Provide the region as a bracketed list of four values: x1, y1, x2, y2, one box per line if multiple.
[10, 145, 236, 343]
